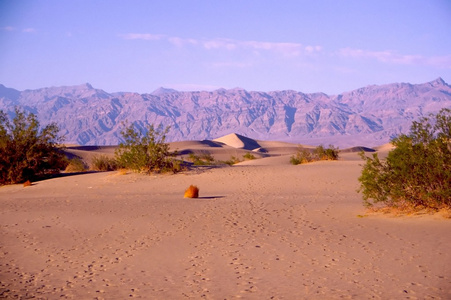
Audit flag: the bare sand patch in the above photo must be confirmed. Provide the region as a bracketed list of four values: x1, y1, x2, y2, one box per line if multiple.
[1, 147, 449, 298]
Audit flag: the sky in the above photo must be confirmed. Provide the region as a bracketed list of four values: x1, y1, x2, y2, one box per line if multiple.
[0, 0, 450, 95]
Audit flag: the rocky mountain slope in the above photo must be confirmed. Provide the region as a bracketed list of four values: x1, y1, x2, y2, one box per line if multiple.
[0, 78, 450, 147]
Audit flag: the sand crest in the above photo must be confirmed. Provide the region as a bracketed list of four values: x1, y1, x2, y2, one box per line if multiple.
[213, 133, 262, 150]
[0, 143, 450, 299]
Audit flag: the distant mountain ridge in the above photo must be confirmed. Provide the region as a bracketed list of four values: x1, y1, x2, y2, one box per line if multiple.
[0, 78, 450, 147]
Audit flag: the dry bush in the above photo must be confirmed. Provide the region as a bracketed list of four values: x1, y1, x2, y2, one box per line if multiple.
[65, 158, 87, 173]
[314, 144, 340, 160]
[23, 180, 31, 187]
[184, 185, 199, 198]
[290, 145, 339, 165]
[290, 147, 312, 165]
[91, 154, 118, 171]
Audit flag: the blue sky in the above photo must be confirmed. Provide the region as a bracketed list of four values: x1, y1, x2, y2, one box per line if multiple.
[0, 0, 450, 94]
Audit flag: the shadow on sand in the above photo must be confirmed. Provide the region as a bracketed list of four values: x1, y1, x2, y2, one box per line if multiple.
[190, 196, 226, 200]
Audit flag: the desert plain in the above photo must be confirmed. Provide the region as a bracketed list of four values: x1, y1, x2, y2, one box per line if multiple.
[0, 134, 450, 299]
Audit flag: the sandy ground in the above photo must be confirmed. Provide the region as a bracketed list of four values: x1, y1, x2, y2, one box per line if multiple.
[0, 136, 450, 299]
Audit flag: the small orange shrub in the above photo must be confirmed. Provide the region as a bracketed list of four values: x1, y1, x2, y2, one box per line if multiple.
[23, 180, 32, 187]
[184, 185, 199, 198]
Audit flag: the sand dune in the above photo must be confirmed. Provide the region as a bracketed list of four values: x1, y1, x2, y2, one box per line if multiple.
[213, 133, 262, 150]
[374, 143, 395, 152]
[64, 134, 367, 167]
[64, 145, 117, 167]
[1, 137, 449, 299]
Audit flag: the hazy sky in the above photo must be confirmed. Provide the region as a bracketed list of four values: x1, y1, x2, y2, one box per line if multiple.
[0, 0, 450, 94]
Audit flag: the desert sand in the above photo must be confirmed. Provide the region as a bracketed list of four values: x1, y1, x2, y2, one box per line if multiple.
[0, 135, 450, 299]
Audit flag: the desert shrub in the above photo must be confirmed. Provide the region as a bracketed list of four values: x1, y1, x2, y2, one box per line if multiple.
[184, 185, 199, 198]
[290, 147, 313, 165]
[222, 155, 241, 166]
[200, 153, 215, 164]
[65, 157, 87, 172]
[289, 156, 301, 165]
[114, 123, 179, 173]
[243, 152, 256, 160]
[91, 154, 118, 171]
[359, 108, 451, 210]
[170, 159, 188, 173]
[0, 108, 66, 184]
[314, 144, 340, 160]
[291, 145, 339, 165]
[188, 152, 215, 165]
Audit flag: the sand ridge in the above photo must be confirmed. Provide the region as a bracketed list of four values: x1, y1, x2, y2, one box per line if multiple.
[64, 133, 357, 167]
[0, 137, 450, 299]
[213, 133, 262, 150]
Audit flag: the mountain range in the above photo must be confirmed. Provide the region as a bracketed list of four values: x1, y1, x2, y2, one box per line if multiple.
[0, 78, 450, 147]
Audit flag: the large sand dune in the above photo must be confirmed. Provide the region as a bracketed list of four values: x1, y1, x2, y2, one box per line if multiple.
[1, 136, 450, 299]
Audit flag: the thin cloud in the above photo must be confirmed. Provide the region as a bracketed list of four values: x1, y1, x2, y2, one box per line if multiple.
[203, 38, 238, 51]
[305, 45, 323, 54]
[338, 47, 451, 68]
[120, 33, 322, 57]
[120, 33, 166, 40]
[242, 40, 305, 56]
[168, 36, 198, 47]
[201, 38, 322, 57]
[2, 26, 37, 33]
[22, 28, 37, 33]
[1, 26, 15, 31]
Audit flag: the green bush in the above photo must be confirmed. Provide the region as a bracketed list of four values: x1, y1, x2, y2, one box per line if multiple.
[243, 152, 256, 160]
[188, 152, 215, 165]
[114, 123, 180, 173]
[222, 155, 242, 166]
[290, 147, 312, 165]
[358, 108, 451, 210]
[289, 156, 301, 165]
[170, 159, 187, 173]
[0, 108, 66, 184]
[314, 144, 340, 160]
[91, 154, 118, 171]
[290, 145, 339, 165]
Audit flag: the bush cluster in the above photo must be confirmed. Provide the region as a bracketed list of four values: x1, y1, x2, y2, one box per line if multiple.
[359, 108, 451, 210]
[187, 152, 215, 165]
[114, 123, 182, 173]
[243, 152, 256, 160]
[187, 152, 256, 166]
[290, 145, 339, 165]
[222, 155, 242, 166]
[0, 108, 67, 184]
[65, 157, 87, 173]
[91, 154, 118, 171]
[314, 145, 340, 161]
